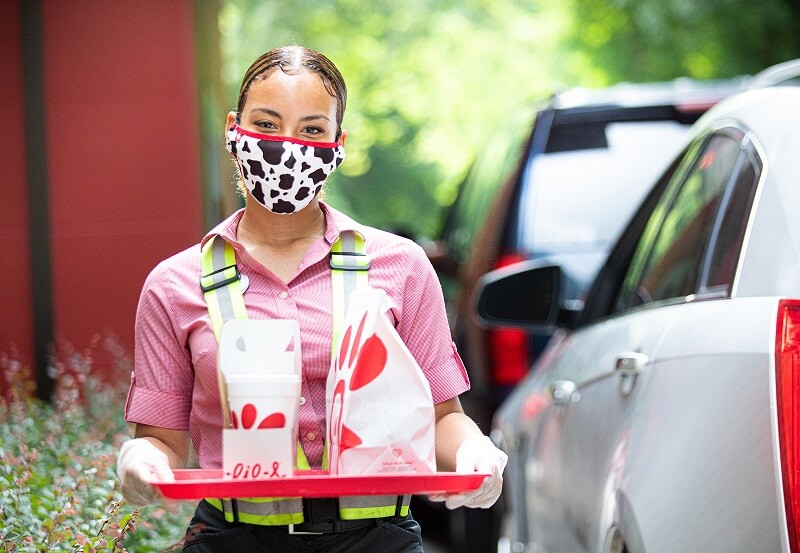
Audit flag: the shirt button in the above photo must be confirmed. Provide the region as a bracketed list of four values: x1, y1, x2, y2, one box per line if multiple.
[299, 396, 306, 405]
[307, 432, 317, 441]
[280, 291, 288, 299]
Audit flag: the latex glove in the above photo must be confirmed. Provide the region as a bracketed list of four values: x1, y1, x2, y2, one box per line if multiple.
[117, 438, 176, 507]
[429, 435, 508, 509]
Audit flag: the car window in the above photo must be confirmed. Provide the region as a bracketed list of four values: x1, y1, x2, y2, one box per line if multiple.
[516, 121, 689, 257]
[441, 115, 531, 266]
[698, 144, 761, 294]
[615, 128, 759, 310]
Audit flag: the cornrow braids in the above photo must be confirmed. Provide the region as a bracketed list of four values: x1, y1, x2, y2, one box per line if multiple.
[236, 45, 347, 139]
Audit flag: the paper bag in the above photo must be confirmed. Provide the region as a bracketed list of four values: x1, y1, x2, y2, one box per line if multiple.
[218, 320, 302, 480]
[326, 287, 436, 475]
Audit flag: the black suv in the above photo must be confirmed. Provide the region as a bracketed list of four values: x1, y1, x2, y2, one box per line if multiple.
[419, 77, 742, 553]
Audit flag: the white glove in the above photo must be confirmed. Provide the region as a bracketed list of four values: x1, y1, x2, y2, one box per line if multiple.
[429, 435, 508, 509]
[117, 438, 176, 506]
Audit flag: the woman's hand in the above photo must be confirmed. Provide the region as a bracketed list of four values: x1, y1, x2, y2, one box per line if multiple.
[117, 425, 189, 509]
[429, 435, 508, 509]
[431, 398, 508, 508]
[117, 438, 177, 507]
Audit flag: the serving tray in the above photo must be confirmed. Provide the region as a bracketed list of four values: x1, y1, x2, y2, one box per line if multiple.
[151, 469, 487, 500]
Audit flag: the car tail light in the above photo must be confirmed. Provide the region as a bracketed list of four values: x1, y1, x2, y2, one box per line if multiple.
[488, 254, 530, 386]
[776, 299, 800, 551]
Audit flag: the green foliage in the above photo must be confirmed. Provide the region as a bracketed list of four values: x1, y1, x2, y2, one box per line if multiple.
[565, 0, 800, 84]
[218, 0, 567, 237]
[0, 340, 194, 552]
[216, 0, 800, 239]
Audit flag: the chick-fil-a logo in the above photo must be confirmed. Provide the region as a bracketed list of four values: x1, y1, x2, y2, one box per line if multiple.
[329, 311, 387, 460]
[230, 404, 286, 430]
[227, 404, 289, 479]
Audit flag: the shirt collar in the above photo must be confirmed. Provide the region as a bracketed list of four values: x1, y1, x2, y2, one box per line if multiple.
[320, 201, 362, 245]
[200, 209, 244, 249]
[199, 202, 363, 249]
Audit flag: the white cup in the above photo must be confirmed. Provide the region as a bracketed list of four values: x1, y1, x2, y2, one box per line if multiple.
[222, 373, 301, 480]
[224, 374, 301, 431]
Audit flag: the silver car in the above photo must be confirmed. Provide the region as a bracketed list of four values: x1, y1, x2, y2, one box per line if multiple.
[476, 85, 800, 553]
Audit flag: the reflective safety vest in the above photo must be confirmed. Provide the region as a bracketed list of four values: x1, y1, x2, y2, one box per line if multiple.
[199, 231, 411, 525]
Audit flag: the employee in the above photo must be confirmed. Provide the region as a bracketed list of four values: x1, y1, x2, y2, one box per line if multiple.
[117, 44, 507, 552]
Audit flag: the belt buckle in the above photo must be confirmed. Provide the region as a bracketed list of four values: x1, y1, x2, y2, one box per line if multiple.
[288, 523, 324, 535]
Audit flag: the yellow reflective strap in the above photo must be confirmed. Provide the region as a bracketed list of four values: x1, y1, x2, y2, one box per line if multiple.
[329, 231, 370, 270]
[331, 268, 346, 353]
[204, 289, 224, 342]
[339, 505, 404, 520]
[294, 441, 328, 471]
[338, 494, 410, 519]
[330, 231, 369, 351]
[204, 497, 305, 525]
[200, 236, 248, 341]
[237, 511, 304, 525]
[296, 442, 310, 470]
[328, 231, 368, 472]
[204, 498, 229, 520]
[201, 230, 400, 523]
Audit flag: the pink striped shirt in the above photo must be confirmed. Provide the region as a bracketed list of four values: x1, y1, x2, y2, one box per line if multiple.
[125, 203, 470, 469]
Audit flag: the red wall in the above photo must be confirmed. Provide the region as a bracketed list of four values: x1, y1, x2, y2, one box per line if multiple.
[0, 0, 35, 369]
[39, 1, 204, 369]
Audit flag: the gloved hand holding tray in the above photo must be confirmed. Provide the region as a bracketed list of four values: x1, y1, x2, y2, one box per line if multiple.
[149, 469, 489, 500]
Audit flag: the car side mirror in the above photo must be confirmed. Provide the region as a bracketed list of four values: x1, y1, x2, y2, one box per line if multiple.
[473, 260, 574, 331]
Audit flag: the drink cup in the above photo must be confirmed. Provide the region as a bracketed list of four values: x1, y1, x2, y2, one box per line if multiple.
[224, 373, 301, 432]
[222, 373, 301, 480]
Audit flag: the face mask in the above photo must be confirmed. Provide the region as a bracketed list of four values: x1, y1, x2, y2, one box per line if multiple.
[226, 123, 345, 214]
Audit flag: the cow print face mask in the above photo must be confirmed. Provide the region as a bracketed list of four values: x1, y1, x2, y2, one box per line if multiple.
[226, 124, 345, 214]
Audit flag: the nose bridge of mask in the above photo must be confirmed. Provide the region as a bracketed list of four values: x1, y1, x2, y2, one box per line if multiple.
[226, 124, 345, 215]
[229, 123, 340, 148]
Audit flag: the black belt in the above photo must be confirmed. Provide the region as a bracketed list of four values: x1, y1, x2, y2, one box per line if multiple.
[290, 497, 384, 535]
[287, 517, 379, 535]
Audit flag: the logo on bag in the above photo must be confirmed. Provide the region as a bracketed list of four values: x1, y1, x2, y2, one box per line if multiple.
[330, 312, 387, 454]
[236, 336, 248, 352]
[230, 403, 286, 429]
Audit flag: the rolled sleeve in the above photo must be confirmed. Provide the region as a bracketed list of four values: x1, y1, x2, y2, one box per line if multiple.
[125, 376, 192, 429]
[126, 262, 196, 429]
[425, 342, 471, 403]
[394, 244, 471, 403]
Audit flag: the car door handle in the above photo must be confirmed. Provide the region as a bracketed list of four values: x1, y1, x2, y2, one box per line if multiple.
[549, 380, 580, 405]
[615, 352, 650, 376]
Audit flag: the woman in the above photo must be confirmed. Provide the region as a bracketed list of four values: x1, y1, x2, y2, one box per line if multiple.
[118, 45, 506, 552]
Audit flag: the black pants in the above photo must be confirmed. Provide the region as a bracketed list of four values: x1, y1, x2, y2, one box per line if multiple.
[182, 500, 425, 552]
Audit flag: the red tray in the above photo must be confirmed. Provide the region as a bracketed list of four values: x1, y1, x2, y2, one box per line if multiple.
[151, 469, 488, 500]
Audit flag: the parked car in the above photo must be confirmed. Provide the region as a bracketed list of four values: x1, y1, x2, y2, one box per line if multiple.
[418, 77, 743, 553]
[745, 57, 800, 89]
[427, 78, 743, 431]
[478, 85, 800, 553]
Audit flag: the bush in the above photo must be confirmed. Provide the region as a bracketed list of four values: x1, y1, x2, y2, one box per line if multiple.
[0, 336, 195, 552]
